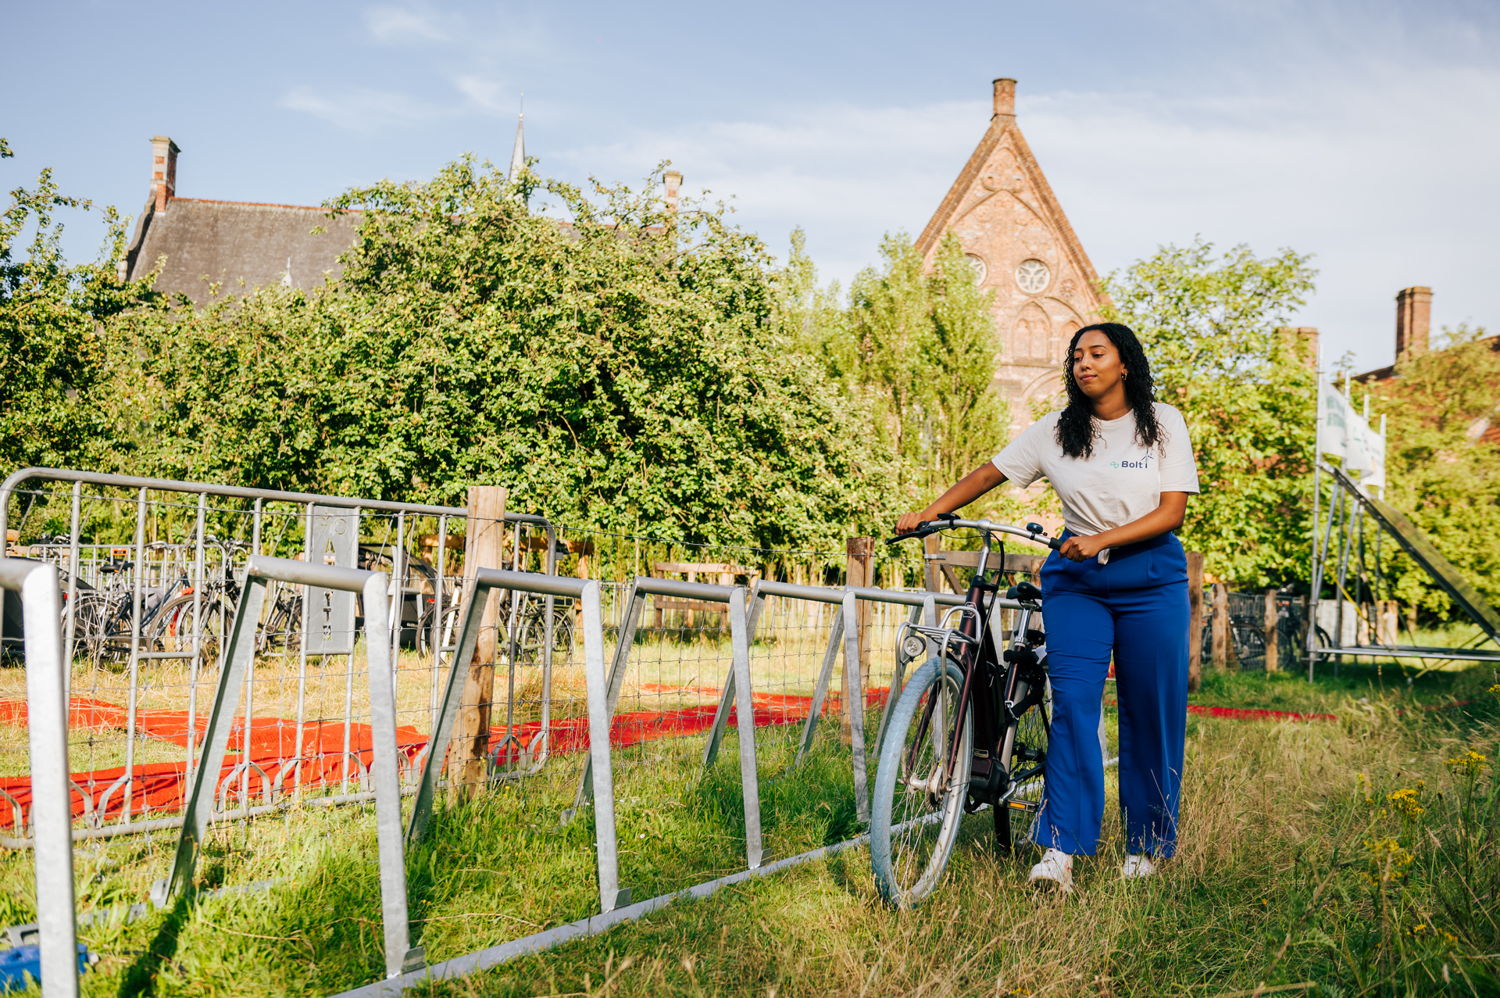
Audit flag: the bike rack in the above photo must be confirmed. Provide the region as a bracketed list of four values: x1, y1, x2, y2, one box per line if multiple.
[700, 581, 867, 816]
[151, 555, 420, 980]
[564, 577, 763, 870]
[406, 569, 622, 914]
[0, 557, 80, 998]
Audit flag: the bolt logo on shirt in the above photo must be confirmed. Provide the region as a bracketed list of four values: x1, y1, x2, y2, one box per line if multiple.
[1110, 453, 1153, 470]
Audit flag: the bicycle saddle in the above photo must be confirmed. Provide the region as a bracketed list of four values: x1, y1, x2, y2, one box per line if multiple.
[1006, 580, 1042, 603]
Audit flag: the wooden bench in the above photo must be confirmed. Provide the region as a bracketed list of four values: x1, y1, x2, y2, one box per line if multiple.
[650, 561, 761, 627]
[923, 548, 1044, 594]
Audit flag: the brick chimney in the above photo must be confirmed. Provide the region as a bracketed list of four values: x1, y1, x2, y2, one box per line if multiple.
[663, 169, 682, 213]
[1395, 286, 1432, 361]
[151, 136, 180, 212]
[992, 78, 1016, 118]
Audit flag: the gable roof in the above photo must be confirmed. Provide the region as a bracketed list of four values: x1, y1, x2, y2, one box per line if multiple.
[916, 111, 1104, 306]
[123, 197, 362, 306]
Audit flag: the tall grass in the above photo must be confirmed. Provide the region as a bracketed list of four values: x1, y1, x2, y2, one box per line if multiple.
[1, 665, 1497, 996]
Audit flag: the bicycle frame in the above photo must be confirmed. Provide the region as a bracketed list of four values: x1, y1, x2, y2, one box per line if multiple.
[902, 521, 1048, 811]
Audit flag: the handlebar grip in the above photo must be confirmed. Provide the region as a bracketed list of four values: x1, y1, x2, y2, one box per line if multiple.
[887, 521, 938, 545]
[1048, 536, 1064, 551]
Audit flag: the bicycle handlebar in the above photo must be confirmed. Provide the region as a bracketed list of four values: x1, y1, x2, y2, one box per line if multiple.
[888, 515, 1063, 551]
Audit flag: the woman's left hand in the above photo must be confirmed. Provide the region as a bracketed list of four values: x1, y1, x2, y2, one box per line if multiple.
[1059, 533, 1107, 562]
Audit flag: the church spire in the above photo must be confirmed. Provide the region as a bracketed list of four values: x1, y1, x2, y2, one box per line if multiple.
[506, 95, 526, 192]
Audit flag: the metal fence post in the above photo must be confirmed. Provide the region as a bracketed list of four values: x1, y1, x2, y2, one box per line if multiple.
[360, 570, 422, 975]
[157, 573, 268, 904]
[727, 586, 763, 869]
[578, 579, 622, 911]
[568, 582, 643, 820]
[0, 558, 80, 998]
[839, 590, 869, 822]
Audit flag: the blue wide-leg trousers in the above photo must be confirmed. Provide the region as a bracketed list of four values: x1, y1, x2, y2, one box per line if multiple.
[1033, 532, 1189, 858]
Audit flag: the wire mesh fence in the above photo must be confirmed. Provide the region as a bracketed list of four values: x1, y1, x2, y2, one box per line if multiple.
[0, 470, 556, 844]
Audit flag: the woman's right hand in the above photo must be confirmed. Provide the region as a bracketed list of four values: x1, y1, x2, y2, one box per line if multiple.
[895, 510, 933, 535]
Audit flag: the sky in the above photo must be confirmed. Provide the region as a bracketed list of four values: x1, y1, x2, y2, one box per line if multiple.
[6, 0, 1498, 372]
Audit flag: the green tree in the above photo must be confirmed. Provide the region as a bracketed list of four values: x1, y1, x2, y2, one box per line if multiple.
[1366, 325, 1500, 613]
[1103, 238, 1319, 586]
[843, 233, 1007, 505]
[0, 139, 146, 472]
[101, 158, 891, 549]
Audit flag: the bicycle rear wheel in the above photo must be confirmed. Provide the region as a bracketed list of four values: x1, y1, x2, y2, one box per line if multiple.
[153, 592, 232, 665]
[870, 657, 972, 909]
[994, 668, 1050, 852]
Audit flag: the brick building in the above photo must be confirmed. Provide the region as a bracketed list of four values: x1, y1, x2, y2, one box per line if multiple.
[916, 79, 1108, 427]
[1355, 286, 1500, 447]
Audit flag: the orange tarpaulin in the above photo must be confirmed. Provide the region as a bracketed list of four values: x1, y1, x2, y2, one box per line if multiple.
[0, 685, 869, 829]
[1, 686, 1337, 831]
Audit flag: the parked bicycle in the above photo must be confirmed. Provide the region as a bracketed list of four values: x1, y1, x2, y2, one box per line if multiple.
[871, 514, 1060, 908]
[1200, 587, 1330, 670]
[72, 544, 194, 667]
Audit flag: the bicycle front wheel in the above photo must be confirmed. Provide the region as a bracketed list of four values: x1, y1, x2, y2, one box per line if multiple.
[870, 657, 972, 909]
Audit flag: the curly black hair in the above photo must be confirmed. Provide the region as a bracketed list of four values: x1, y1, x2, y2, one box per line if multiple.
[1055, 322, 1161, 459]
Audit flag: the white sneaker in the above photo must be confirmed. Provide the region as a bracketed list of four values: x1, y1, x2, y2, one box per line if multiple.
[1027, 848, 1074, 894]
[1121, 854, 1158, 879]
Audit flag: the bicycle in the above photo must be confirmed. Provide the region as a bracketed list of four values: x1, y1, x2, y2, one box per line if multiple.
[73, 545, 193, 667]
[871, 514, 1061, 909]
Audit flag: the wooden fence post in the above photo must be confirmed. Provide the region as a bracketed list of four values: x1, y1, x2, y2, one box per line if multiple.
[1263, 589, 1280, 673]
[451, 485, 508, 803]
[1210, 582, 1231, 672]
[1186, 552, 1204, 691]
[844, 537, 875, 742]
[1376, 600, 1399, 645]
[922, 533, 941, 593]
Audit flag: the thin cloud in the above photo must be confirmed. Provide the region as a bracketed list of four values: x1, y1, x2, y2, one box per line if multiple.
[363, 5, 453, 44]
[453, 74, 518, 117]
[279, 86, 456, 132]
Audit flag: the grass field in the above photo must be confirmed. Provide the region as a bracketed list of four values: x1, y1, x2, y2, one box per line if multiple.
[2, 651, 1498, 996]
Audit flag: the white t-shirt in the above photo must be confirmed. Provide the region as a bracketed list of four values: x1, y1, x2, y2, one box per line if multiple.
[992, 403, 1199, 555]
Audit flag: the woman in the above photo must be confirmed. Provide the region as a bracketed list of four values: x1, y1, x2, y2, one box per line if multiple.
[895, 322, 1198, 892]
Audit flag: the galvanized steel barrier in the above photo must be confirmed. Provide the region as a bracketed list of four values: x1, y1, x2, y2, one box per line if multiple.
[567, 576, 763, 868]
[151, 553, 419, 978]
[407, 569, 620, 914]
[0, 467, 555, 845]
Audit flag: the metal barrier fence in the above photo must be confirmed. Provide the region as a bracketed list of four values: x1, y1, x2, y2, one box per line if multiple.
[0, 467, 555, 846]
[155, 554, 417, 978]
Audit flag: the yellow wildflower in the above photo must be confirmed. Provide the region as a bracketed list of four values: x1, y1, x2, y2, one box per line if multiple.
[1384, 787, 1426, 819]
[1445, 749, 1489, 776]
[1364, 837, 1415, 883]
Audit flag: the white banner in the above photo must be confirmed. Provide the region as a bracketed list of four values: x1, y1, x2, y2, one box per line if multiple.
[1317, 376, 1386, 493]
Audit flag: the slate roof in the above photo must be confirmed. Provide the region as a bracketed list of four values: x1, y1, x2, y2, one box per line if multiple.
[123, 197, 362, 306]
